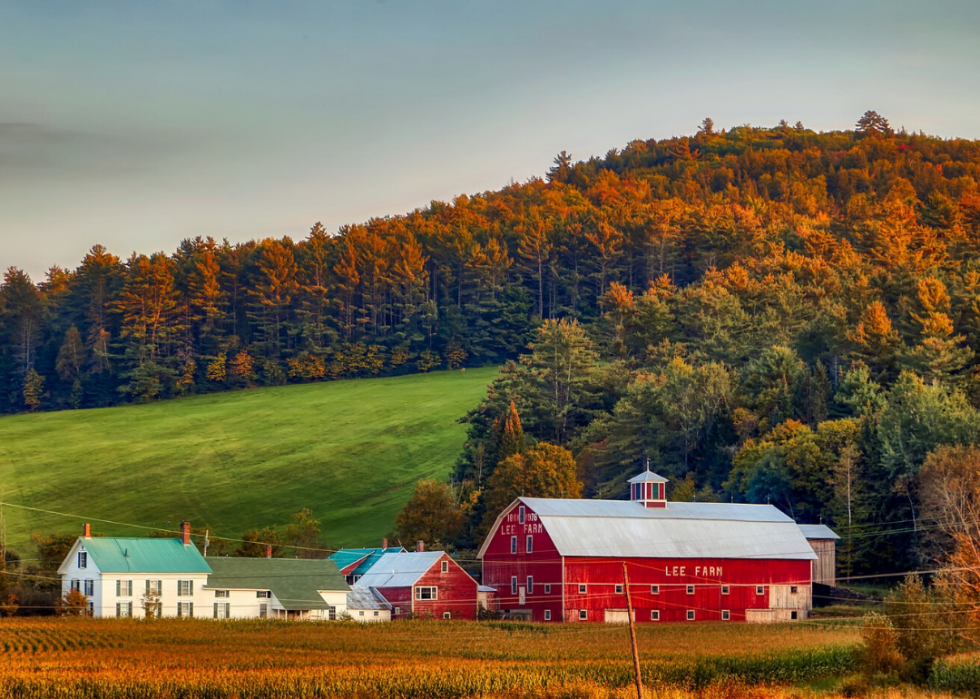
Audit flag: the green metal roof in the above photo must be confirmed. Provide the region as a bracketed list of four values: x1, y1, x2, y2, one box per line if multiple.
[205, 557, 349, 611]
[81, 538, 212, 574]
[330, 547, 406, 576]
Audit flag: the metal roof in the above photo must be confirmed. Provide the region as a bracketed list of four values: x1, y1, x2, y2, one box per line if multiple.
[354, 551, 445, 588]
[628, 470, 669, 484]
[79, 538, 211, 574]
[797, 524, 841, 540]
[478, 498, 817, 561]
[347, 585, 392, 611]
[330, 547, 406, 576]
[478, 585, 497, 593]
[205, 557, 348, 611]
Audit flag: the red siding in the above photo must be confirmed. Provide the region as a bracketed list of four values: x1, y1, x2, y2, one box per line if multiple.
[482, 501, 812, 623]
[377, 553, 479, 621]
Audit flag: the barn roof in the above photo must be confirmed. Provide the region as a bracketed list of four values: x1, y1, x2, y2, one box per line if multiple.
[355, 551, 445, 588]
[72, 538, 212, 574]
[797, 524, 841, 540]
[478, 498, 817, 561]
[205, 557, 348, 611]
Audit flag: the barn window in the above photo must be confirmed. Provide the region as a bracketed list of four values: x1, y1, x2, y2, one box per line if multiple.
[78, 552, 87, 569]
[790, 585, 798, 594]
[511, 536, 517, 554]
[578, 610, 587, 621]
[519, 506, 526, 524]
[415, 586, 438, 601]
[791, 611, 799, 620]
[756, 586, 765, 595]
[650, 585, 660, 595]
[511, 577, 518, 595]
[544, 610, 551, 621]
[722, 610, 730, 621]
[544, 584, 551, 594]
[526, 576, 534, 593]
[722, 585, 730, 595]
[686, 610, 695, 621]
[443, 612, 451, 620]
[526, 535, 533, 553]
[686, 585, 694, 595]
[578, 584, 587, 594]
[650, 610, 660, 621]
[441, 560, 449, 573]
[615, 584, 624, 595]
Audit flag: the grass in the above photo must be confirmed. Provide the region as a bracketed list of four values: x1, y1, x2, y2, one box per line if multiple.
[0, 617, 864, 698]
[0, 367, 496, 552]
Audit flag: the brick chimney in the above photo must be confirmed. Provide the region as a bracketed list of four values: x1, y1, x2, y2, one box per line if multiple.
[83, 523, 91, 539]
[180, 521, 191, 546]
[416, 540, 424, 553]
[265, 544, 273, 559]
[382, 538, 388, 550]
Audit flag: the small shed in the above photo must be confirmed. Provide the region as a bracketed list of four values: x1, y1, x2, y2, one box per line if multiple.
[347, 585, 392, 622]
[797, 524, 840, 587]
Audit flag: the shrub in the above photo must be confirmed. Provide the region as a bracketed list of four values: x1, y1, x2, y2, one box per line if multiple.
[856, 612, 903, 683]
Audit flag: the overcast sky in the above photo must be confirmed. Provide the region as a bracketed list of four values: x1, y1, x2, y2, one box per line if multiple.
[2, 0, 979, 281]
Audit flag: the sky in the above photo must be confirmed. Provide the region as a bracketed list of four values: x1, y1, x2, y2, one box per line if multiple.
[1, 0, 979, 281]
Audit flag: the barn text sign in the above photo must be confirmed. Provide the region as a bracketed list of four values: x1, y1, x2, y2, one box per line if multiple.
[498, 509, 543, 536]
[664, 564, 724, 577]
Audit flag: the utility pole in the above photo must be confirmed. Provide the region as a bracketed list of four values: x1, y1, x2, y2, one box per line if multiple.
[622, 562, 644, 699]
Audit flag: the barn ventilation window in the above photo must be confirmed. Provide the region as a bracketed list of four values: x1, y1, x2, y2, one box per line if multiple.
[526, 535, 533, 553]
[519, 506, 526, 524]
[722, 610, 730, 621]
[650, 610, 660, 621]
[615, 584, 624, 595]
[544, 584, 551, 594]
[791, 611, 799, 620]
[510, 536, 517, 554]
[722, 585, 730, 595]
[544, 610, 551, 621]
[650, 585, 660, 595]
[443, 612, 451, 620]
[790, 585, 798, 594]
[756, 586, 765, 595]
[686, 585, 695, 595]
[511, 577, 518, 595]
[578, 610, 587, 621]
[578, 584, 587, 594]
[526, 576, 534, 593]
[686, 610, 695, 621]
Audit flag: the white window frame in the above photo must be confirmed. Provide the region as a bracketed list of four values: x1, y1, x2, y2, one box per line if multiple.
[756, 585, 765, 595]
[578, 584, 587, 594]
[686, 585, 695, 595]
[687, 610, 695, 621]
[721, 585, 730, 595]
[544, 584, 551, 595]
[518, 505, 525, 524]
[78, 551, 87, 569]
[615, 584, 624, 595]
[178, 580, 194, 596]
[116, 601, 132, 618]
[442, 611, 451, 620]
[578, 609, 587, 621]
[70, 579, 80, 592]
[146, 580, 162, 596]
[441, 560, 449, 573]
[526, 535, 533, 553]
[214, 589, 230, 598]
[84, 580, 94, 596]
[415, 586, 438, 601]
[722, 610, 731, 621]
[544, 610, 551, 621]
[358, 611, 365, 617]
[256, 590, 272, 599]
[213, 603, 230, 619]
[259, 604, 268, 618]
[510, 536, 517, 554]
[117, 580, 132, 597]
[526, 576, 533, 594]
[511, 576, 518, 595]
[650, 585, 660, 595]
[177, 602, 194, 618]
[373, 611, 379, 617]
[650, 610, 660, 621]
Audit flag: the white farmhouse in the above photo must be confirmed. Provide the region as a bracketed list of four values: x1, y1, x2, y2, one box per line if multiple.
[58, 523, 211, 618]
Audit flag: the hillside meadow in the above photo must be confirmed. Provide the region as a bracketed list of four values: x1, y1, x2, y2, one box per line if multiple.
[0, 367, 496, 552]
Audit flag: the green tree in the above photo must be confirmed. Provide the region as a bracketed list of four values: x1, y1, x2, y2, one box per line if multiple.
[282, 508, 323, 559]
[395, 480, 465, 546]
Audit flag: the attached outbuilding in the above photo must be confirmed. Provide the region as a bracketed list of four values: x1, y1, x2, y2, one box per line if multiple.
[354, 551, 479, 620]
[346, 585, 392, 621]
[797, 524, 840, 587]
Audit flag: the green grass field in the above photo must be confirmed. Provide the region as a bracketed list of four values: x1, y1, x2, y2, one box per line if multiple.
[0, 367, 496, 553]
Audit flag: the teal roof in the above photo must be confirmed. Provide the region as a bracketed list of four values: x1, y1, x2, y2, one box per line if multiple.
[330, 547, 405, 576]
[206, 557, 349, 611]
[81, 538, 211, 574]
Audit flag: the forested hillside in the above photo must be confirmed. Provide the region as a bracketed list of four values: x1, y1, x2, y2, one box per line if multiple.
[5, 112, 980, 574]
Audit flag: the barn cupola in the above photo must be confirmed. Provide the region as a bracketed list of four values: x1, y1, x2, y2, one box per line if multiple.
[628, 468, 668, 508]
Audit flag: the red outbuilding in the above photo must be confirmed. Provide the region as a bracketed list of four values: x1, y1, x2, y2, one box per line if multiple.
[479, 469, 817, 623]
[353, 551, 479, 620]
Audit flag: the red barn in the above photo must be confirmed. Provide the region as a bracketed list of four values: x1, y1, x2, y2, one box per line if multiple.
[479, 469, 816, 623]
[354, 551, 479, 620]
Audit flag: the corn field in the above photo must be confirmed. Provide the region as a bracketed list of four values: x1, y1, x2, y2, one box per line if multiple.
[0, 618, 864, 699]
